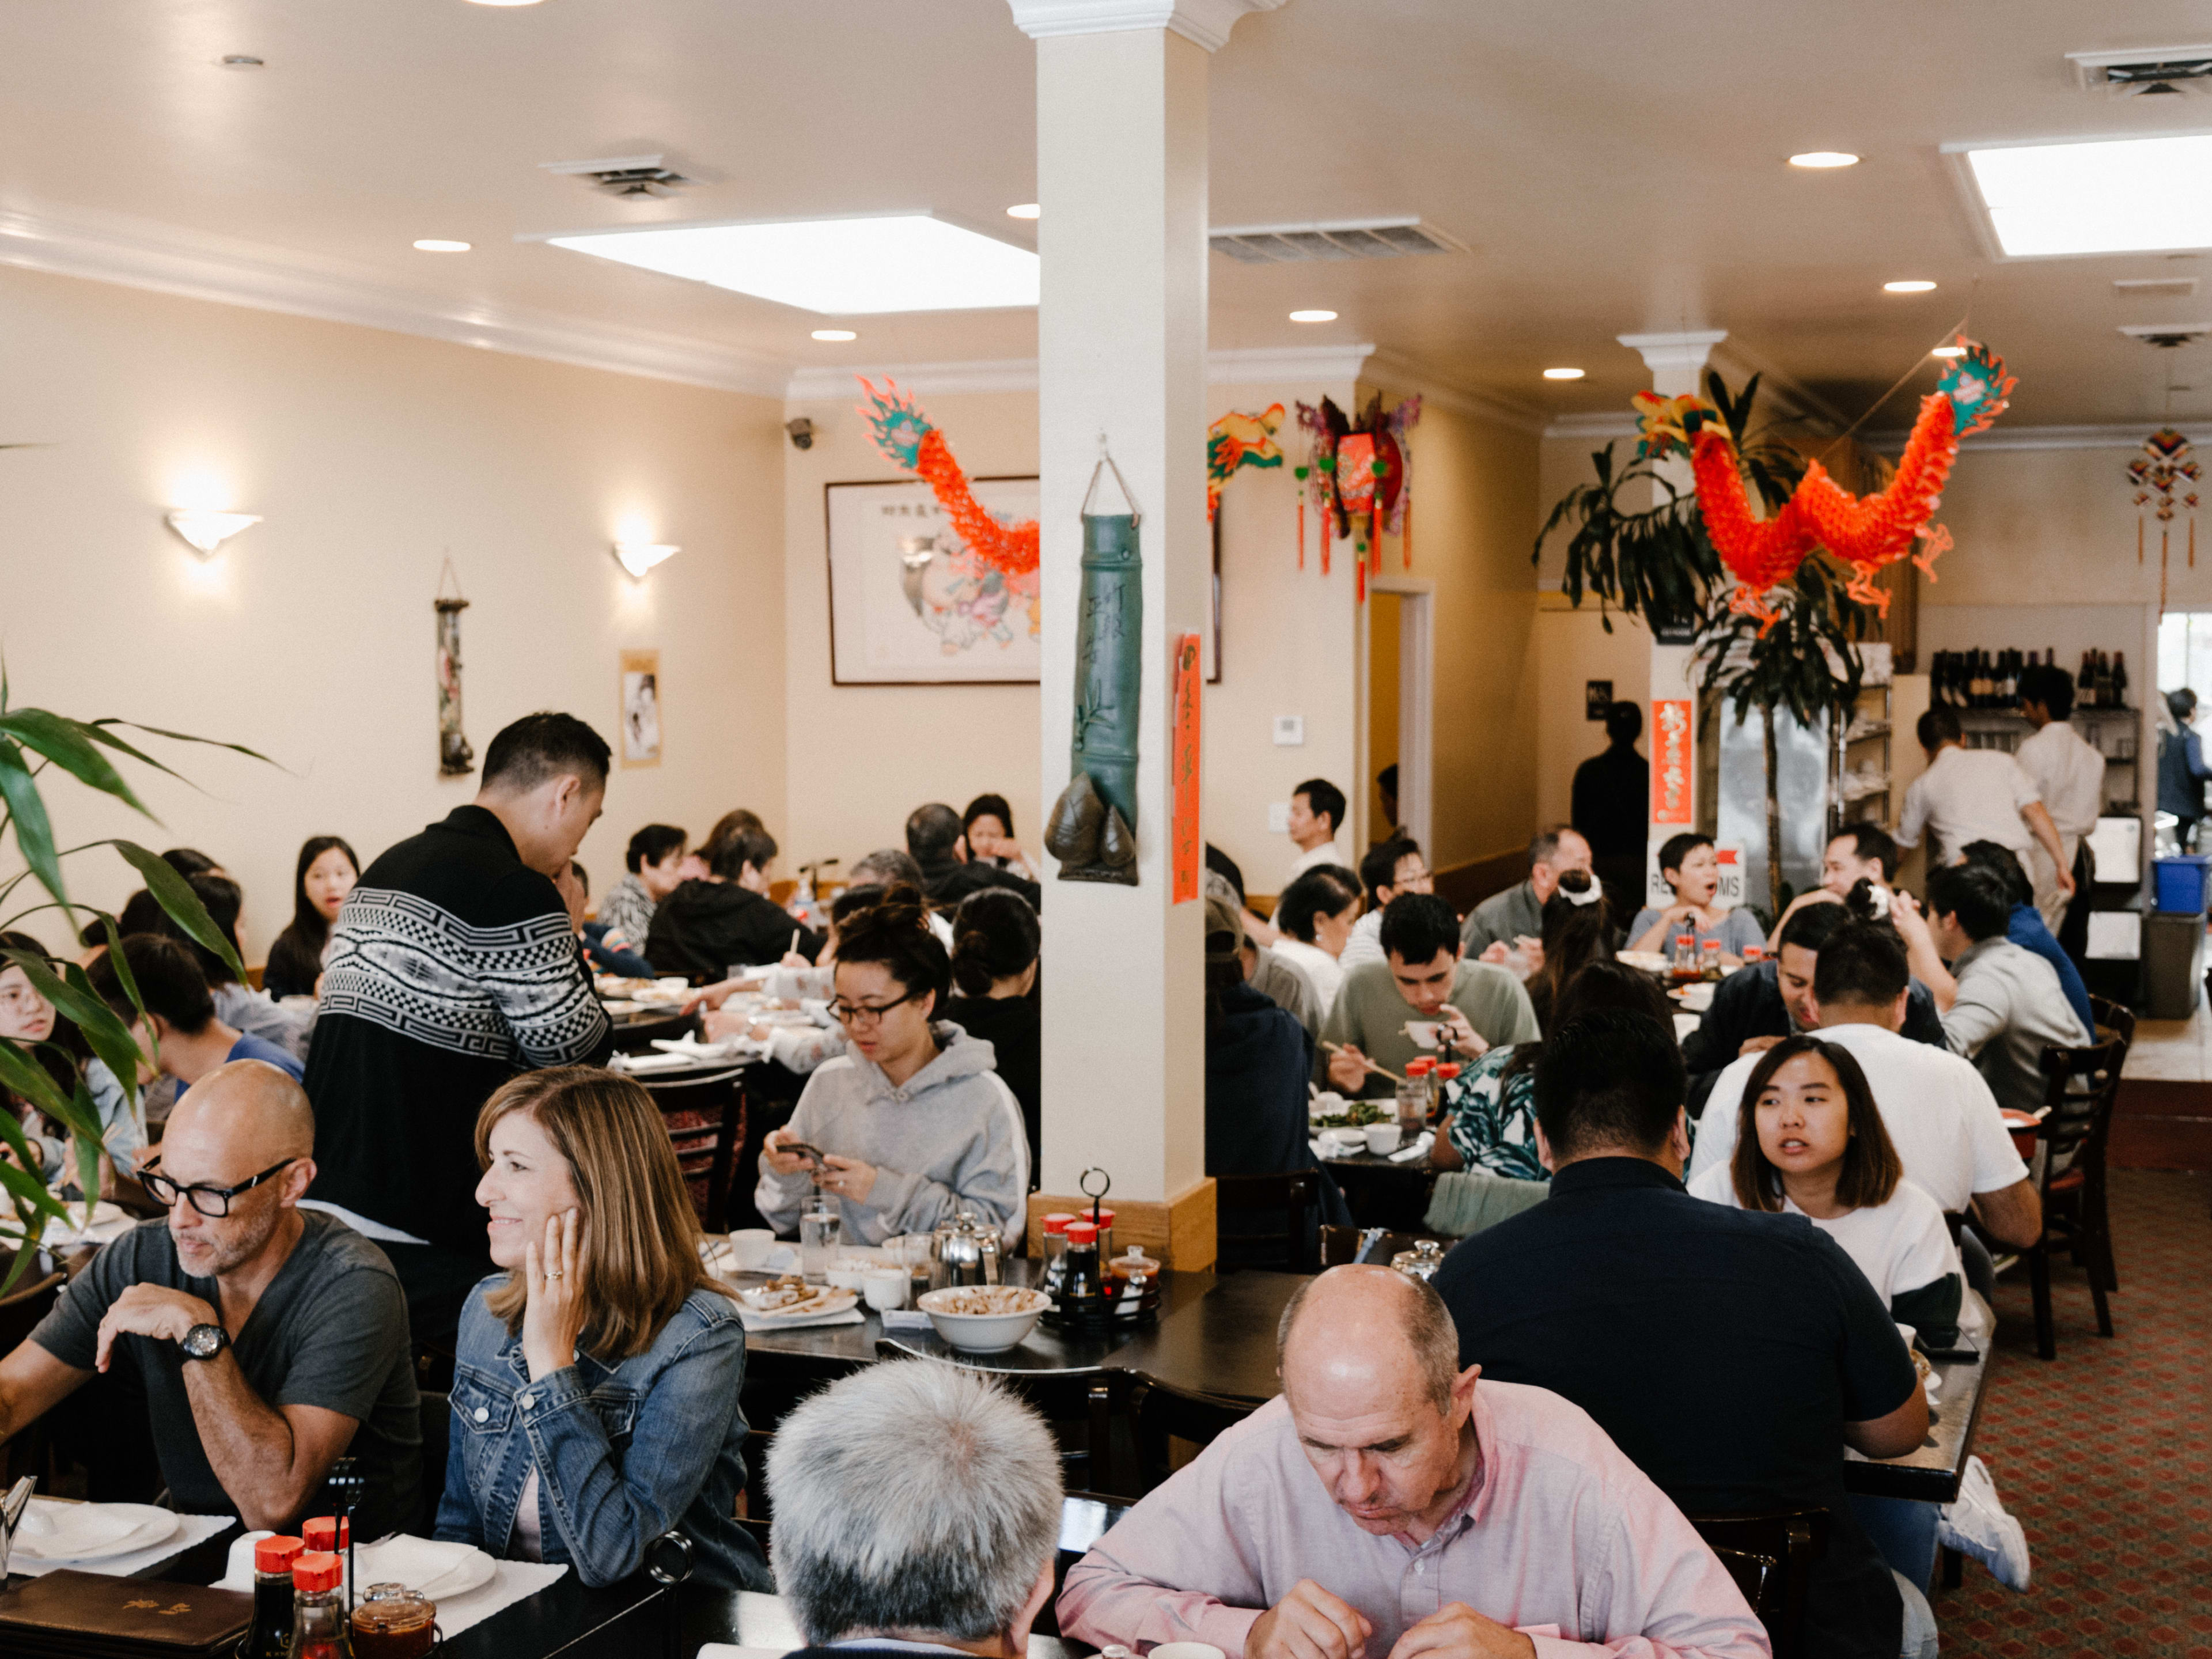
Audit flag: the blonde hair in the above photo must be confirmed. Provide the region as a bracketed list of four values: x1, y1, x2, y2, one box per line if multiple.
[475, 1065, 732, 1359]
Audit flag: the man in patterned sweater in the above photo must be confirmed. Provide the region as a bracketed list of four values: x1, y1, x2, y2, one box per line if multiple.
[302, 713, 613, 1344]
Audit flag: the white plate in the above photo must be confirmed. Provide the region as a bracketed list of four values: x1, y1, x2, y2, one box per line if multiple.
[13, 1500, 180, 1563]
[738, 1286, 859, 1321]
[351, 1536, 498, 1601]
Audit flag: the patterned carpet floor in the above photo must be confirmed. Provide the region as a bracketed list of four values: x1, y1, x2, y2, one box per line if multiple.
[1938, 1169, 2211, 1658]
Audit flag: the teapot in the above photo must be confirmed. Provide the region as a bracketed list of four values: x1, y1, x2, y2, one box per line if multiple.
[0, 1475, 35, 1582]
[931, 1207, 1002, 1290]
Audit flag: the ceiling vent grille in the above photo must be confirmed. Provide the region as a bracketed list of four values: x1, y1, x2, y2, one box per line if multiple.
[540, 154, 698, 198]
[2115, 276, 2201, 298]
[2119, 322, 2211, 348]
[2069, 46, 2212, 96]
[1208, 217, 1465, 263]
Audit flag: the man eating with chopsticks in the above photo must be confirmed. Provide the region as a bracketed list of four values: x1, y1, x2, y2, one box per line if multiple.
[1319, 896, 1537, 1100]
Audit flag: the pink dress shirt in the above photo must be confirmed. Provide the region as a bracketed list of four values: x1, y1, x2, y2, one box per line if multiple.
[1058, 1382, 1768, 1659]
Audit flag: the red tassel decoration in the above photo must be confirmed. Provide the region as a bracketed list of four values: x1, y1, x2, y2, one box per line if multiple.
[1357, 554, 1367, 603]
[1322, 527, 1332, 577]
[1370, 516, 1381, 573]
[1402, 493, 1412, 570]
[1297, 497, 1305, 572]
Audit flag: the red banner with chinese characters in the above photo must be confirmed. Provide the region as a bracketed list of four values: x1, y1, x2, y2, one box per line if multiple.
[1651, 699, 1693, 826]
[1172, 632, 1203, 903]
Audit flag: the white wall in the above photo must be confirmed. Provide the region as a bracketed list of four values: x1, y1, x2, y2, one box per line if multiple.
[0, 265, 788, 960]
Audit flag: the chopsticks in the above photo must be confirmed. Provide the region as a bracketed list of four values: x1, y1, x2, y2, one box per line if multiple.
[1321, 1040, 1405, 1086]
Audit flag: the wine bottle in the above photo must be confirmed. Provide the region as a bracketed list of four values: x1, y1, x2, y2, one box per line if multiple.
[2112, 650, 2129, 710]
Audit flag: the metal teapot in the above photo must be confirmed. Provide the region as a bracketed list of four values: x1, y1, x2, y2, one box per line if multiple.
[0, 1475, 36, 1582]
[931, 1207, 1002, 1290]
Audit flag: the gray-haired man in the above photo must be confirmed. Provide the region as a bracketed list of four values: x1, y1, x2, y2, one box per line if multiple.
[765, 1360, 1065, 1659]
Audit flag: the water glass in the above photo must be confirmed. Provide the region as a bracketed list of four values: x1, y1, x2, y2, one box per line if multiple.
[800, 1205, 842, 1279]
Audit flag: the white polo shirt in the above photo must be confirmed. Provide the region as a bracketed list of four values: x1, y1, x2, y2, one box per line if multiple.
[2014, 721, 2105, 841]
[1689, 1020, 2028, 1213]
[1897, 744, 2040, 860]
[1688, 1167, 1962, 1302]
[1289, 839, 1354, 879]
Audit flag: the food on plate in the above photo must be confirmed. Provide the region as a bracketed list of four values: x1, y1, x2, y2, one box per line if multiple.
[923, 1286, 1050, 1317]
[1312, 1101, 1388, 1129]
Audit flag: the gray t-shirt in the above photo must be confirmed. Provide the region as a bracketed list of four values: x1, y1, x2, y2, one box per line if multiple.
[33, 1211, 421, 1538]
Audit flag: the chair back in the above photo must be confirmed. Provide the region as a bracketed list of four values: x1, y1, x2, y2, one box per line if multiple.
[2088, 994, 2135, 1053]
[640, 1067, 747, 1232]
[1687, 1509, 1828, 1659]
[1213, 1169, 1321, 1273]
[1031, 1490, 1136, 1638]
[416, 1391, 452, 1535]
[2035, 1032, 2126, 1194]
[1135, 1379, 1259, 1494]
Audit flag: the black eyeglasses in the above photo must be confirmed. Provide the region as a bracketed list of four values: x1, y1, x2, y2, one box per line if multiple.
[140, 1157, 300, 1218]
[830, 987, 921, 1028]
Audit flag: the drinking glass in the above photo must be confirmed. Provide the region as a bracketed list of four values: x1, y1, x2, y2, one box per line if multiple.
[800, 1205, 842, 1279]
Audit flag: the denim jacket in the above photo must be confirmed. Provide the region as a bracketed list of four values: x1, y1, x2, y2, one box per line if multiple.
[434, 1277, 769, 1590]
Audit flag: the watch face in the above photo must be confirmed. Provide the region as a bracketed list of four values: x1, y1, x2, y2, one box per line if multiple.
[183, 1324, 226, 1360]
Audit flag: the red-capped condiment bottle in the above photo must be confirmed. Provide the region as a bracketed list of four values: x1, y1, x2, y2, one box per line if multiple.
[240, 1535, 305, 1659]
[1090, 1207, 1116, 1264]
[1040, 1212, 1076, 1296]
[291, 1551, 353, 1659]
[1055, 1219, 1106, 1325]
[302, 1515, 351, 1596]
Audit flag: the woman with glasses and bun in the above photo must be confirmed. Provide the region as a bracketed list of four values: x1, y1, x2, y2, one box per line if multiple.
[755, 885, 1029, 1248]
[438, 1065, 768, 1589]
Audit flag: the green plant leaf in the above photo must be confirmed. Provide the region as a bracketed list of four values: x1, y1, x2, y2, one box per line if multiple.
[0, 737, 67, 908]
[0, 1037, 72, 1120]
[0, 950, 143, 1130]
[0, 710, 151, 818]
[70, 1077, 104, 1205]
[110, 840, 245, 980]
[93, 721, 276, 768]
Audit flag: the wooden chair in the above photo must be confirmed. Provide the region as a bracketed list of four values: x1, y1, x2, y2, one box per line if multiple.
[2028, 1032, 2126, 1359]
[1135, 1378, 1259, 1494]
[1032, 1490, 1135, 1638]
[1214, 1170, 1321, 1273]
[1686, 1510, 1828, 1659]
[2088, 994, 2135, 1053]
[639, 1067, 747, 1233]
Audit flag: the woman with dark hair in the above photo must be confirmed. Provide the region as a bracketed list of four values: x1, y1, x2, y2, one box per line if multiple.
[942, 888, 1041, 1180]
[1270, 865, 1362, 1011]
[961, 793, 1036, 881]
[1430, 960, 1673, 1179]
[755, 885, 1028, 1247]
[437, 1065, 767, 1589]
[263, 836, 361, 1001]
[1, 930, 83, 1181]
[1690, 1033, 1962, 1343]
[1522, 869, 1615, 1030]
[696, 884, 888, 1075]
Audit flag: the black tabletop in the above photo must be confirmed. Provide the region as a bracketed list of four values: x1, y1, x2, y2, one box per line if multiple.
[1842, 1288, 1997, 1503]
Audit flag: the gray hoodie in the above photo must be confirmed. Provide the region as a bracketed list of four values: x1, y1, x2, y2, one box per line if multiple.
[754, 1022, 1030, 1248]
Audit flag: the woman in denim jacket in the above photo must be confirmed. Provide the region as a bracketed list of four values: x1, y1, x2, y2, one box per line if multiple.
[435, 1066, 768, 1590]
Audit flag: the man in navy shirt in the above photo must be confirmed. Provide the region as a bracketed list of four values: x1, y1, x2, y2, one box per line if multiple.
[1433, 1009, 1932, 1659]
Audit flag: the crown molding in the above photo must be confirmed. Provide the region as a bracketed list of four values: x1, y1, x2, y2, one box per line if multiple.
[0, 198, 793, 399]
[1544, 411, 1640, 441]
[1359, 350, 1546, 433]
[1863, 420, 2212, 453]
[785, 341, 1377, 403]
[1005, 0, 1286, 51]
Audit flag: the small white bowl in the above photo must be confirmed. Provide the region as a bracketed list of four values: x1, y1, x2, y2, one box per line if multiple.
[862, 1268, 909, 1312]
[1363, 1123, 1403, 1155]
[825, 1263, 870, 1291]
[1321, 1127, 1367, 1156]
[915, 1286, 1052, 1353]
[1404, 1020, 1441, 1050]
[726, 1229, 776, 1271]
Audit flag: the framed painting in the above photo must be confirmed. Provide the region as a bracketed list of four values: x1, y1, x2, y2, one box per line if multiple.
[825, 477, 1041, 684]
[619, 648, 661, 767]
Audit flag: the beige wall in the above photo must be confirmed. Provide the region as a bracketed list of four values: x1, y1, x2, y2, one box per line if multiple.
[779, 376, 1367, 895]
[1, 265, 787, 960]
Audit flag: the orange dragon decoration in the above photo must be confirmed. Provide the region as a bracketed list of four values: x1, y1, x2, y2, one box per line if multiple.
[1637, 337, 2016, 630]
[858, 377, 1040, 579]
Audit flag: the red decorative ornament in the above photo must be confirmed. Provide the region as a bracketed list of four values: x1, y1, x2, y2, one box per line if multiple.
[857, 378, 1040, 579]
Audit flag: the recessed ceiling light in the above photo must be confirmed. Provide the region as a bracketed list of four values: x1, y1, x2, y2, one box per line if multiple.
[1964, 134, 2212, 256]
[1288, 309, 1338, 323]
[811, 329, 858, 342]
[1883, 279, 1937, 293]
[465, 0, 546, 6]
[1930, 344, 1968, 358]
[217, 54, 264, 69]
[1789, 151, 1860, 169]
[1542, 367, 1586, 380]
[413, 239, 472, 253]
[542, 215, 1039, 314]
[1006, 203, 1040, 220]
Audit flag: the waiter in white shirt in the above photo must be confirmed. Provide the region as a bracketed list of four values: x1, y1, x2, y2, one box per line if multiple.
[2013, 663, 2104, 932]
[1284, 778, 1351, 878]
[1897, 704, 2074, 906]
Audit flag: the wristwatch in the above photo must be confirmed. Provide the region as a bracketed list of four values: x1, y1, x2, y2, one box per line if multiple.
[180, 1323, 229, 1362]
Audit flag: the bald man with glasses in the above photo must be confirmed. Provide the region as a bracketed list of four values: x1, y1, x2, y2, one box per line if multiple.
[0, 1061, 420, 1536]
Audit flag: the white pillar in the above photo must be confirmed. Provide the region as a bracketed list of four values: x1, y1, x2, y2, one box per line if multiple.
[1618, 329, 1726, 904]
[1010, 0, 1281, 1265]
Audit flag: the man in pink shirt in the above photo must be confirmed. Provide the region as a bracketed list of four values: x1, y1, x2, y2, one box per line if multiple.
[1058, 1268, 1766, 1659]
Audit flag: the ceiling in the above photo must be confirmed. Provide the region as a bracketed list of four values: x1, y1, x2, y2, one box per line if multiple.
[5, 0, 2212, 427]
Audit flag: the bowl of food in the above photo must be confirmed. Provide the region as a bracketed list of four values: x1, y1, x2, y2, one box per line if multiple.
[915, 1285, 1054, 1353]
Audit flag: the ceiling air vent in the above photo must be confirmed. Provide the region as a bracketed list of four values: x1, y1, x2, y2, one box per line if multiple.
[2115, 276, 2201, 299]
[2119, 322, 2211, 348]
[1208, 217, 1466, 264]
[2069, 46, 2212, 97]
[540, 154, 698, 198]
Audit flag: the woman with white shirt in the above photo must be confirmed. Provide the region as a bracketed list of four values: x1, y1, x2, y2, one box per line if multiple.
[1690, 1032, 1963, 1344]
[1268, 865, 1361, 1013]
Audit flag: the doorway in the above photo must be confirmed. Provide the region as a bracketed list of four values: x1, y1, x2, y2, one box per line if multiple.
[1365, 578, 1434, 855]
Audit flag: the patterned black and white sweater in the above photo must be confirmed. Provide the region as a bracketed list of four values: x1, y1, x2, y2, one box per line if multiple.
[304, 805, 611, 1253]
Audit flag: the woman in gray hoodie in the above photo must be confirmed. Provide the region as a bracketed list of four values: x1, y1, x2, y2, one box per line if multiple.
[755, 886, 1030, 1248]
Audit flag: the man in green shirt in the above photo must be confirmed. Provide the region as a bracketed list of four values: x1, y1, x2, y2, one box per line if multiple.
[1320, 894, 1541, 1099]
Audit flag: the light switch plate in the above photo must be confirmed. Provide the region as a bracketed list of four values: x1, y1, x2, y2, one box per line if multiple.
[1272, 715, 1305, 746]
[1268, 802, 1291, 834]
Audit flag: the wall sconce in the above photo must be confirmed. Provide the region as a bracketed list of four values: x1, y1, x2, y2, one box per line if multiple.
[613, 541, 679, 580]
[166, 509, 263, 558]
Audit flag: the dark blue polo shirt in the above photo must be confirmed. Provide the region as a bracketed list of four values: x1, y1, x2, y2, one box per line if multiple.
[1433, 1157, 1918, 1659]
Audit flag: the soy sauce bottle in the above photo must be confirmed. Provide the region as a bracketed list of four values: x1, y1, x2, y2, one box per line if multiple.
[238, 1534, 304, 1659]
